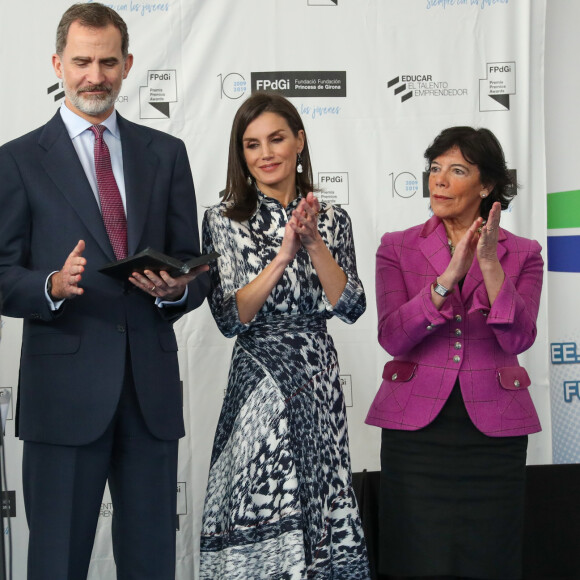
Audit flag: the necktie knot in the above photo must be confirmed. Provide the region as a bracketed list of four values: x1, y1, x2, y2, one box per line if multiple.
[90, 124, 106, 140]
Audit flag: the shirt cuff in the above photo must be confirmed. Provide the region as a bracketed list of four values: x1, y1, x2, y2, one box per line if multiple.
[156, 285, 188, 308]
[45, 271, 65, 311]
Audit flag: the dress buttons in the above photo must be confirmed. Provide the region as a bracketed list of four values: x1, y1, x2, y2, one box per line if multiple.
[514, 380, 520, 388]
[392, 373, 398, 381]
[455, 314, 462, 322]
[117, 324, 126, 333]
[455, 329, 462, 336]
[426, 325, 434, 331]
[453, 355, 461, 363]
[454, 342, 462, 350]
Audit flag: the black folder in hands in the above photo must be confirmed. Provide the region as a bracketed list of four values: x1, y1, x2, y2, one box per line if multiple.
[99, 247, 219, 280]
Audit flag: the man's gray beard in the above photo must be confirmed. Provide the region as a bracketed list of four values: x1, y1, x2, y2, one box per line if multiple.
[64, 82, 120, 117]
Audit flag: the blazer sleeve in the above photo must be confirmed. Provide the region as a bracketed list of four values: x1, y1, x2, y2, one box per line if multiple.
[201, 206, 251, 338]
[469, 238, 543, 354]
[375, 231, 454, 356]
[0, 144, 64, 321]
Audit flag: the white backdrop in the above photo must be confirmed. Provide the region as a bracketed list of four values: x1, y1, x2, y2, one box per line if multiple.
[0, 1, 551, 578]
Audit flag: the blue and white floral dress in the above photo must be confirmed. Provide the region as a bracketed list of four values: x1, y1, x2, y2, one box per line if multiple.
[199, 192, 370, 580]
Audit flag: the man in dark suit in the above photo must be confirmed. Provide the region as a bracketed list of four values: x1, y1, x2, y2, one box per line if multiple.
[0, 3, 209, 578]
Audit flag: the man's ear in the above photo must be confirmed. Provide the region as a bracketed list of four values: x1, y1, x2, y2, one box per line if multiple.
[123, 54, 134, 79]
[52, 54, 63, 79]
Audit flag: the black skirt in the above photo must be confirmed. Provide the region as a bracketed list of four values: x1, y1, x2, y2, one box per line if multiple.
[378, 381, 528, 580]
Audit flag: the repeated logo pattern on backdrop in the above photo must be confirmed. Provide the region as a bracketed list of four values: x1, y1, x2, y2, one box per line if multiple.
[0, 1, 550, 579]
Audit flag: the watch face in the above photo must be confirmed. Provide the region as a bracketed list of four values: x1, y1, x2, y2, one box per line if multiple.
[434, 283, 449, 297]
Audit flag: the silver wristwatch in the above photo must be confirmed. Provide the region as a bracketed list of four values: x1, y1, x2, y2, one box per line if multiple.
[433, 280, 453, 298]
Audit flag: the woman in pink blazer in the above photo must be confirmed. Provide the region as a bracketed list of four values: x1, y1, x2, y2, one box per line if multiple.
[366, 127, 543, 580]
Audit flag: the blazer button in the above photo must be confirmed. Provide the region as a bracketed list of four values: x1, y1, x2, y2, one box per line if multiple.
[455, 314, 462, 322]
[426, 325, 434, 331]
[391, 373, 398, 380]
[454, 342, 462, 350]
[514, 379, 520, 388]
[117, 324, 126, 333]
[453, 355, 461, 363]
[455, 329, 462, 336]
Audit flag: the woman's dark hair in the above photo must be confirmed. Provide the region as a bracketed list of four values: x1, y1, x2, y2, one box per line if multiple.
[223, 92, 314, 221]
[424, 126, 517, 220]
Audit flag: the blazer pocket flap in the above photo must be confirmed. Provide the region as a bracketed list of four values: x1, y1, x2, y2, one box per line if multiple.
[497, 366, 531, 391]
[382, 360, 417, 382]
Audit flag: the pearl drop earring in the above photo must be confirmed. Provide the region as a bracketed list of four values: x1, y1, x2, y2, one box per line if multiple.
[296, 153, 303, 174]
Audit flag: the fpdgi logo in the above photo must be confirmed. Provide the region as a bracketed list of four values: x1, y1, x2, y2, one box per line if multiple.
[340, 375, 353, 407]
[251, 72, 346, 98]
[318, 172, 349, 206]
[140, 70, 177, 119]
[176, 481, 187, 531]
[479, 62, 516, 112]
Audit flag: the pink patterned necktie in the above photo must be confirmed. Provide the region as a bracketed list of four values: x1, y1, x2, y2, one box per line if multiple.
[90, 124, 128, 260]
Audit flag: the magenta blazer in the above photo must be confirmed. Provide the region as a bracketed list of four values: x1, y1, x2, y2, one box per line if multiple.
[366, 215, 543, 437]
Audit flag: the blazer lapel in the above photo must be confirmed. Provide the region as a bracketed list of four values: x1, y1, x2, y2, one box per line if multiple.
[118, 115, 159, 256]
[419, 216, 451, 276]
[39, 113, 115, 260]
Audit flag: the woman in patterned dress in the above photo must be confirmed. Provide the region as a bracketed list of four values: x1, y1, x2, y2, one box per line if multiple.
[199, 92, 370, 579]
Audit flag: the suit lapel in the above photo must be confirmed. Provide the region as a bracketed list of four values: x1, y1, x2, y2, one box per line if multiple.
[39, 113, 115, 260]
[118, 115, 158, 256]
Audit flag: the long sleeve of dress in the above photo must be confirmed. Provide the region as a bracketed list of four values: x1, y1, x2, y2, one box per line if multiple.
[322, 207, 366, 324]
[202, 207, 250, 338]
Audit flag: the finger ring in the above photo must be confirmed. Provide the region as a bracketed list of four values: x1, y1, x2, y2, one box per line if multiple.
[150, 285, 156, 291]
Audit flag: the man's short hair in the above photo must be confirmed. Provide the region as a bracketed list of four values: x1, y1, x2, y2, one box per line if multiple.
[56, 2, 129, 58]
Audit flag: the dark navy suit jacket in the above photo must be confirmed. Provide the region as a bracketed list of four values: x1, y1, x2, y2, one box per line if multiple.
[0, 110, 209, 445]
